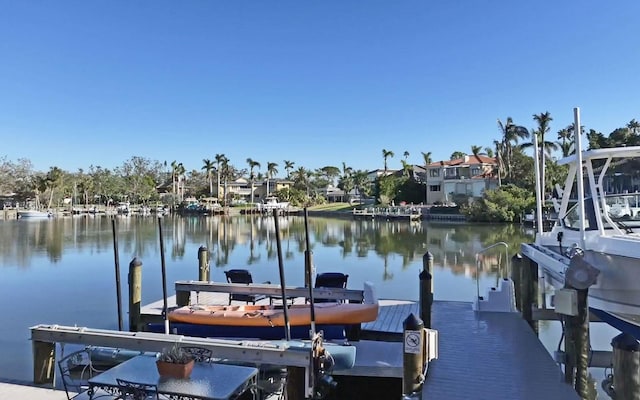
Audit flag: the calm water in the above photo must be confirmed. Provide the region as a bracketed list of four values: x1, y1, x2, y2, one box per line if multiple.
[0, 215, 619, 395]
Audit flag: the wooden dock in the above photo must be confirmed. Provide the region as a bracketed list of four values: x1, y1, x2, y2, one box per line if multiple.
[141, 294, 580, 399]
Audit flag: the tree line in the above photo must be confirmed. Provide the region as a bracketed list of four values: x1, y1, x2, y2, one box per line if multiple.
[1, 115, 638, 214]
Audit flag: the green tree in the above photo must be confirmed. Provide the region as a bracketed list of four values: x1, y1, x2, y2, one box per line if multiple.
[215, 153, 226, 199]
[530, 111, 555, 197]
[45, 166, 64, 209]
[497, 117, 529, 181]
[266, 162, 278, 196]
[382, 149, 394, 173]
[421, 151, 432, 166]
[470, 145, 483, 162]
[450, 151, 466, 160]
[202, 159, 215, 195]
[283, 160, 295, 179]
[463, 184, 535, 222]
[247, 158, 261, 204]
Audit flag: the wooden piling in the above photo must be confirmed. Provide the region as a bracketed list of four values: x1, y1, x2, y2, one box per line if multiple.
[32, 340, 55, 384]
[510, 254, 523, 312]
[420, 251, 433, 329]
[286, 366, 306, 400]
[198, 245, 209, 282]
[573, 288, 590, 397]
[520, 257, 538, 333]
[612, 333, 640, 400]
[403, 313, 425, 397]
[128, 257, 142, 332]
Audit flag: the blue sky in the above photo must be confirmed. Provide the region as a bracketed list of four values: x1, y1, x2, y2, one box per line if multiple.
[1, 1, 639, 175]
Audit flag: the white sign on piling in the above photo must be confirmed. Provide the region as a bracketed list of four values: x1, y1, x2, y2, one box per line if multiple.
[404, 330, 422, 354]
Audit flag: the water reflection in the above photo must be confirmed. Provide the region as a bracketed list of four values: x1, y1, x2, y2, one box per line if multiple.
[0, 215, 534, 282]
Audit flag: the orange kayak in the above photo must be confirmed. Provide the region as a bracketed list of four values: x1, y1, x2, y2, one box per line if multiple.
[169, 282, 379, 327]
[169, 302, 378, 327]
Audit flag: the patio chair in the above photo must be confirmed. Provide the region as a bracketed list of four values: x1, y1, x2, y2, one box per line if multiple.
[224, 269, 270, 305]
[116, 378, 159, 400]
[257, 366, 288, 400]
[57, 348, 110, 400]
[181, 346, 213, 363]
[314, 272, 349, 303]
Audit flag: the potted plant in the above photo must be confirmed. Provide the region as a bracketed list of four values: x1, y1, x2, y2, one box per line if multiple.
[156, 343, 195, 379]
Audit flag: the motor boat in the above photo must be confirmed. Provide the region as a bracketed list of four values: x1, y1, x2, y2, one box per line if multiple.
[17, 210, 52, 218]
[521, 138, 640, 338]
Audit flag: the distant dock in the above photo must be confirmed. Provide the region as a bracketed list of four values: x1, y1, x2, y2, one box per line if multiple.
[352, 206, 422, 221]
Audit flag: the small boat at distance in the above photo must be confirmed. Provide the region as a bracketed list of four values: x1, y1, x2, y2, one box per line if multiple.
[17, 210, 52, 218]
[169, 282, 378, 327]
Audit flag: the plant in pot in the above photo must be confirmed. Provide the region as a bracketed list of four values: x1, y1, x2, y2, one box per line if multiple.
[156, 343, 195, 379]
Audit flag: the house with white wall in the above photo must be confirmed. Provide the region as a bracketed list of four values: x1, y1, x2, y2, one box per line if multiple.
[425, 155, 498, 204]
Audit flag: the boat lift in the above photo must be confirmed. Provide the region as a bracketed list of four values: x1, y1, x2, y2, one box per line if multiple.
[30, 324, 352, 399]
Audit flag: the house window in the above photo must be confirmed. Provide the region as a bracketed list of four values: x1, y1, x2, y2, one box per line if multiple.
[444, 168, 458, 178]
[429, 185, 441, 192]
[429, 169, 440, 177]
[471, 167, 481, 176]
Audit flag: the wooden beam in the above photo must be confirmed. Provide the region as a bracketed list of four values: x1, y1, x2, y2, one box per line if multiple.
[30, 324, 311, 367]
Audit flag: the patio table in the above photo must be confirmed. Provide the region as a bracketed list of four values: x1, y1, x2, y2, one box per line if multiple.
[88, 354, 258, 400]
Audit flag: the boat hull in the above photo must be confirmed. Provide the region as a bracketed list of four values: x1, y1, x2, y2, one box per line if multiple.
[169, 302, 379, 327]
[18, 210, 51, 218]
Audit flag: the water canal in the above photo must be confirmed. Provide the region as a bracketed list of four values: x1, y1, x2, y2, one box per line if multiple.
[0, 215, 618, 398]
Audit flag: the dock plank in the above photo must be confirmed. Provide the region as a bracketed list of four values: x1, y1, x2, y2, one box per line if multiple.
[422, 301, 579, 400]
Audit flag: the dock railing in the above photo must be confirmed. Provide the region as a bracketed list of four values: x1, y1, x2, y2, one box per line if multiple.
[474, 242, 509, 302]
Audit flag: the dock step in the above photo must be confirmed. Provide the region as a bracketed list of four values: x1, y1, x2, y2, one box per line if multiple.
[473, 278, 517, 313]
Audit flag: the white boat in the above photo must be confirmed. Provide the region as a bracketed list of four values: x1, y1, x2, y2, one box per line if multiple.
[18, 210, 52, 218]
[116, 202, 130, 215]
[257, 196, 290, 212]
[521, 123, 640, 337]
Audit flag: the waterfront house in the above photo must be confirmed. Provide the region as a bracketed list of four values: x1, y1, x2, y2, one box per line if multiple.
[425, 155, 498, 204]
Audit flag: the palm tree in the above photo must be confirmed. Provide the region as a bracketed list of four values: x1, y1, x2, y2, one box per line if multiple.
[484, 147, 494, 157]
[266, 162, 278, 196]
[421, 151, 432, 166]
[470, 145, 483, 163]
[403, 151, 409, 161]
[531, 111, 555, 196]
[170, 160, 179, 202]
[352, 170, 370, 197]
[45, 167, 64, 209]
[557, 127, 573, 157]
[221, 156, 230, 204]
[627, 119, 640, 135]
[175, 162, 186, 202]
[246, 158, 261, 205]
[214, 153, 225, 199]
[450, 151, 466, 160]
[382, 149, 394, 173]
[283, 160, 295, 179]
[293, 166, 310, 196]
[202, 159, 215, 195]
[497, 117, 529, 181]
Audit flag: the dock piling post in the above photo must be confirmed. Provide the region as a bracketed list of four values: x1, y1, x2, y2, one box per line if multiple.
[612, 333, 640, 400]
[198, 245, 209, 281]
[403, 313, 425, 397]
[128, 257, 142, 332]
[420, 251, 433, 329]
[574, 288, 590, 397]
[32, 340, 55, 384]
[521, 258, 538, 333]
[510, 254, 523, 312]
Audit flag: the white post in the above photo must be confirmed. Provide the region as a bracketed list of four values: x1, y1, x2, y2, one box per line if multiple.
[574, 107, 586, 249]
[533, 134, 544, 234]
